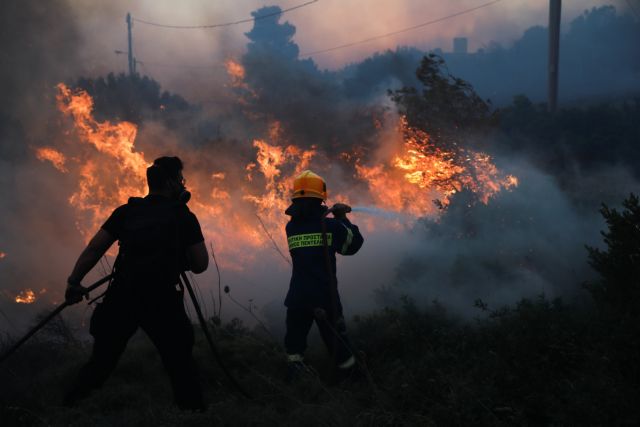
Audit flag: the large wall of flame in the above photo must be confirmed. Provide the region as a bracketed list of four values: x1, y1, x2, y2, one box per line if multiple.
[1, 0, 638, 335]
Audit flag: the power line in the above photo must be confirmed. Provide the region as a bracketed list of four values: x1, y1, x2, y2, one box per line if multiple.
[625, 0, 640, 20]
[137, 60, 223, 70]
[133, 0, 319, 29]
[300, 0, 503, 57]
[129, 0, 505, 73]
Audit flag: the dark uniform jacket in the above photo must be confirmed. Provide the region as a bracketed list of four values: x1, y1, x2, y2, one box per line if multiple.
[70, 195, 206, 411]
[284, 201, 364, 310]
[101, 194, 204, 299]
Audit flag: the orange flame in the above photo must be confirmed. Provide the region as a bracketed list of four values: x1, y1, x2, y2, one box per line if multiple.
[225, 59, 246, 87]
[56, 83, 149, 239]
[15, 289, 36, 304]
[35, 147, 68, 172]
[355, 117, 517, 216]
[39, 84, 518, 271]
[244, 138, 315, 221]
[56, 83, 146, 173]
[224, 58, 258, 103]
[0, 251, 6, 259]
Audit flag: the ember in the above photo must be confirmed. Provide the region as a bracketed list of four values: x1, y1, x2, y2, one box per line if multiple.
[15, 289, 36, 304]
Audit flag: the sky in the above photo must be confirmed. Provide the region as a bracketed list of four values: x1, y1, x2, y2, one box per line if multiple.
[71, 0, 627, 97]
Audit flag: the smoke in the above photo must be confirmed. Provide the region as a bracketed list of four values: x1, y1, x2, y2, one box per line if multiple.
[0, 0, 93, 332]
[371, 160, 635, 317]
[1, 2, 638, 337]
[215, 5, 638, 323]
[257, 162, 637, 323]
[0, 1, 84, 116]
[233, 6, 383, 154]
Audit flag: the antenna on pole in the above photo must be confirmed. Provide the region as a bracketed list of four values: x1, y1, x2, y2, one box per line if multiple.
[548, 0, 561, 113]
[126, 12, 135, 75]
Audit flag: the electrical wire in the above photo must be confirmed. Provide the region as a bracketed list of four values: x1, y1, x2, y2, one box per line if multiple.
[625, 0, 640, 20]
[133, 0, 318, 29]
[137, 60, 223, 70]
[300, 0, 503, 57]
[127, 1, 505, 72]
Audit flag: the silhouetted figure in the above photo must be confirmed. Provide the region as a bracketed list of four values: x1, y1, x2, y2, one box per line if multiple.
[283, 170, 364, 381]
[63, 156, 209, 410]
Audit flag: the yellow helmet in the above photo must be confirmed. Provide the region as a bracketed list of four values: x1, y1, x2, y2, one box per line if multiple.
[292, 170, 327, 200]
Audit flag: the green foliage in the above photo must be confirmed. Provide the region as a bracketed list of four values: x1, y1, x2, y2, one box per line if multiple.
[2, 294, 640, 426]
[390, 53, 497, 148]
[388, 54, 503, 207]
[356, 295, 640, 425]
[583, 194, 640, 391]
[75, 73, 190, 125]
[2, 196, 640, 424]
[244, 6, 300, 61]
[499, 96, 640, 178]
[586, 193, 640, 314]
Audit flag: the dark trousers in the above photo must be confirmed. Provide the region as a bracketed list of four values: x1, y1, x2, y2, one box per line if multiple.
[284, 306, 353, 366]
[65, 287, 203, 410]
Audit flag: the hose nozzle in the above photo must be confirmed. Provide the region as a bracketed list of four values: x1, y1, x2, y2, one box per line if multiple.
[326, 203, 351, 218]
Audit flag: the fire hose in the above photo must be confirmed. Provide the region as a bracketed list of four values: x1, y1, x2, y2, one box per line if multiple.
[0, 273, 114, 364]
[0, 204, 359, 387]
[0, 272, 250, 398]
[320, 203, 353, 368]
[179, 271, 251, 399]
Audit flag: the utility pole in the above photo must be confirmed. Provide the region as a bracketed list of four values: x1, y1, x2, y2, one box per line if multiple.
[548, 0, 561, 113]
[126, 12, 134, 76]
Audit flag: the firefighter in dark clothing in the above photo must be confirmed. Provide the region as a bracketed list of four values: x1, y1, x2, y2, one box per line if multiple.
[284, 170, 364, 379]
[63, 156, 209, 410]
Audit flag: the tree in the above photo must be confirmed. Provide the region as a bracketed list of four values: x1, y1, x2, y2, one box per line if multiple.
[586, 194, 640, 316]
[75, 73, 190, 124]
[389, 54, 502, 206]
[239, 6, 378, 151]
[390, 53, 497, 150]
[244, 6, 300, 61]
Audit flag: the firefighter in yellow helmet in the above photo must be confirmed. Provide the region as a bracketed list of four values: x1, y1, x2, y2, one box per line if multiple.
[284, 170, 364, 381]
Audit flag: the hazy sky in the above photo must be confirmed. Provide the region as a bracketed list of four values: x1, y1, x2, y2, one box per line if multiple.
[71, 0, 627, 95]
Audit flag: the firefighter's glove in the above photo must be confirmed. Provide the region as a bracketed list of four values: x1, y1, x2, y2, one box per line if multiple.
[331, 203, 352, 220]
[65, 280, 88, 305]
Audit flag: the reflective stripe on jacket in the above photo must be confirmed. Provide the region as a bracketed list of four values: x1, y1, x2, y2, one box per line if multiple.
[284, 202, 364, 309]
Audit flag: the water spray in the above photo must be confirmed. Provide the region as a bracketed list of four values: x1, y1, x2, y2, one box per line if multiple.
[332, 206, 416, 226]
[350, 206, 411, 221]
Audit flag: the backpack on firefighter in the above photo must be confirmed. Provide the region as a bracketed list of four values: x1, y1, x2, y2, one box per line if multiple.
[113, 196, 188, 292]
